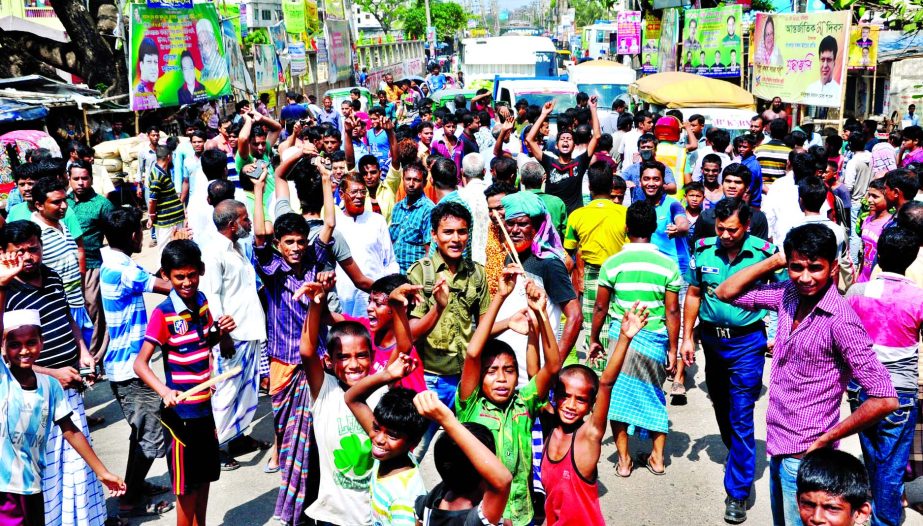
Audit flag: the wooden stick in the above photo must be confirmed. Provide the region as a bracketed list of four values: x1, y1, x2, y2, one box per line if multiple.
[492, 211, 551, 326]
[175, 366, 242, 402]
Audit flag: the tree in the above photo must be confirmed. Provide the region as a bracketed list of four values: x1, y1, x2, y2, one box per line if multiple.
[354, 0, 405, 34]
[400, 1, 468, 40]
[569, 0, 606, 27]
[0, 0, 125, 94]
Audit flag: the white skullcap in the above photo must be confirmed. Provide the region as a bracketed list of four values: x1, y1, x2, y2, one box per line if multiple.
[3, 309, 41, 334]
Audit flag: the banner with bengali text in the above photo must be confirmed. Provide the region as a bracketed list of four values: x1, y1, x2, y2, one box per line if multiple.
[129, 3, 231, 110]
[848, 24, 878, 71]
[752, 11, 851, 108]
[616, 11, 641, 55]
[641, 15, 660, 74]
[680, 6, 743, 79]
[657, 8, 679, 73]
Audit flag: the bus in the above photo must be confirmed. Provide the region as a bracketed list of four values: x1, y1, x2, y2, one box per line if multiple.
[460, 36, 558, 84]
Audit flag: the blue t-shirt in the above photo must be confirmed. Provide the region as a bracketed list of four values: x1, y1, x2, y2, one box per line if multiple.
[367, 129, 391, 173]
[739, 154, 764, 208]
[652, 194, 689, 274]
[621, 162, 677, 203]
[280, 103, 308, 122]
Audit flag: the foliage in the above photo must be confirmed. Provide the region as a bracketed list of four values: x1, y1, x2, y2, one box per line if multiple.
[399, 1, 468, 40]
[570, 0, 607, 27]
[354, 0, 405, 33]
[824, 0, 922, 30]
[244, 29, 271, 46]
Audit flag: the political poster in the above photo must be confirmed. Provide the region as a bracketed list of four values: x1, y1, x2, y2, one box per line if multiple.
[269, 21, 287, 54]
[282, 0, 305, 34]
[290, 42, 307, 75]
[680, 6, 743, 79]
[325, 19, 352, 84]
[253, 44, 280, 90]
[216, 3, 242, 43]
[221, 19, 254, 94]
[324, 0, 345, 20]
[147, 0, 192, 9]
[129, 3, 231, 111]
[616, 11, 641, 55]
[752, 12, 851, 108]
[641, 14, 660, 75]
[657, 8, 679, 73]
[305, 0, 320, 35]
[848, 24, 879, 70]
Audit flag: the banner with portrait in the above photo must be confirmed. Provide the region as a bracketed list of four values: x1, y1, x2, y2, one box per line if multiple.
[289, 42, 307, 75]
[129, 3, 232, 111]
[253, 44, 280, 90]
[641, 15, 660, 74]
[752, 11, 851, 108]
[848, 24, 879, 71]
[680, 6, 743, 79]
[616, 11, 641, 55]
[657, 8, 679, 73]
[221, 19, 253, 94]
[324, 18, 352, 84]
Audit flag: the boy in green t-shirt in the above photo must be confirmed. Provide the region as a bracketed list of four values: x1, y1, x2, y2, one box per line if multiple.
[455, 265, 560, 526]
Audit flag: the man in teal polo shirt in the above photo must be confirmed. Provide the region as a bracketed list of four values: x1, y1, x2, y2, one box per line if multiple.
[680, 197, 779, 525]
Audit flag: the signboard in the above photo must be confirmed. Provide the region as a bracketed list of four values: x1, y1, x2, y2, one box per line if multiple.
[616, 11, 641, 55]
[239, 3, 248, 39]
[641, 15, 661, 74]
[221, 19, 253, 94]
[680, 6, 743, 79]
[325, 19, 352, 84]
[290, 42, 307, 75]
[305, 0, 319, 35]
[657, 8, 679, 73]
[147, 0, 192, 9]
[269, 21, 287, 54]
[129, 3, 231, 111]
[253, 44, 280, 90]
[848, 24, 879, 71]
[888, 58, 923, 126]
[752, 11, 851, 108]
[282, 0, 305, 34]
[324, 0, 345, 20]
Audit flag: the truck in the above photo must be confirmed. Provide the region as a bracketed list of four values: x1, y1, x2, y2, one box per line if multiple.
[460, 36, 559, 86]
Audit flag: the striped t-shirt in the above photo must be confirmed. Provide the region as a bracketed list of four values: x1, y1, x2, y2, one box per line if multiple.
[371, 463, 427, 526]
[33, 215, 83, 308]
[0, 364, 71, 494]
[149, 164, 185, 228]
[100, 247, 156, 382]
[754, 140, 792, 186]
[597, 243, 682, 332]
[145, 290, 215, 419]
[6, 267, 79, 369]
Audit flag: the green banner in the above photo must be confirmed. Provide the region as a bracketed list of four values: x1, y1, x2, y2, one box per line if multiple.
[129, 3, 231, 110]
[282, 0, 306, 34]
[680, 6, 743, 79]
[641, 14, 660, 74]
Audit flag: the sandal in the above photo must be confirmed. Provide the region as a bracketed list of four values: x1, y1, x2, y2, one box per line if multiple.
[219, 451, 240, 471]
[264, 462, 280, 474]
[642, 454, 666, 476]
[670, 382, 687, 406]
[615, 459, 633, 478]
[119, 500, 175, 518]
[142, 482, 169, 496]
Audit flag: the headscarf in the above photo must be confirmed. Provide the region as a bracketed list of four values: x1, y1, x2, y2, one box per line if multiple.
[501, 192, 565, 261]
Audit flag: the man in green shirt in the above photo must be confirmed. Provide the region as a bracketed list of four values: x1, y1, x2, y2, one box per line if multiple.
[680, 197, 779, 525]
[67, 160, 114, 362]
[236, 111, 281, 221]
[146, 145, 185, 242]
[520, 160, 567, 237]
[8, 161, 85, 240]
[408, 201, 490, 458]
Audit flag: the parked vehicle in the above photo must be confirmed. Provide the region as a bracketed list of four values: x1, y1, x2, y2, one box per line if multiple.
[460, 36, 559, 84]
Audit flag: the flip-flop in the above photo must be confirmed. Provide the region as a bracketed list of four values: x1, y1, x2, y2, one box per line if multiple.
[615, 459, 633, 478]
[264, 463, 280, 474]
[643, 454, 666, 476]
[219, 452, 240, 471]
[119, 500, 175, 518]
[142, 482, 169, 496]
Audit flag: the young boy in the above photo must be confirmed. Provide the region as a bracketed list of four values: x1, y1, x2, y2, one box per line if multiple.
[684, 181, 705, 240]
[611, 175, 627, 205]
[299, 275, 390, 525]
[0, 303, 126, 525]
[413, 391, 512, 526]
[134, 240, 236, 526]
[542, 304, 647, 525]
[456, 266, 561, 526]
[796, 449, 872, 526]
[345, 355, 429, 526]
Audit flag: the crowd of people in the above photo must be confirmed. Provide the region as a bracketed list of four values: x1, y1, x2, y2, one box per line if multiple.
[2, 82, 923, 526]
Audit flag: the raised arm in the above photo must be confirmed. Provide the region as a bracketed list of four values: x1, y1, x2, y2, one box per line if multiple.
[344, 117, 358, 168]
[525, 281, 561, 399]
[278, 121, 302, 158]
[252, 168, 271, 246]
[237, 114, 253, 160]
[261, 113, 283, 146]
[525, 102, 553, 162]
[715, 251, 786, 302]
[297, 280, 332, 400]
[345, 354, 418, 435]
[589, 304, 648, 437]
[585, 96, 601, 157]
[459, 264, 520, 402]
[386, 283, 423, 365]
[415, 392, 512, 524]
[493, 115, 515, 159]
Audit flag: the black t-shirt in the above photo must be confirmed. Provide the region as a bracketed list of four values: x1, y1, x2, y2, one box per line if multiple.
[415, 483, 494, 526]
[692, 208, 769, 245]
[508, 252, 577, 307]
[539, 151, 589, 214]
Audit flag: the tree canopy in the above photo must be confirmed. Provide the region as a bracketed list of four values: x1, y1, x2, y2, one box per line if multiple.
[399, 1, 468, 40]
[355, 0, 405, 33]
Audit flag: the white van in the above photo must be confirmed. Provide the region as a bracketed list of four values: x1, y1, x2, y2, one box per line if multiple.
[566, 60, 636, 109]
[460, 36, 558, 83]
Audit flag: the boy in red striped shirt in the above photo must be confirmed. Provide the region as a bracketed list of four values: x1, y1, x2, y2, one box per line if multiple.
[134, 240, 236, 526]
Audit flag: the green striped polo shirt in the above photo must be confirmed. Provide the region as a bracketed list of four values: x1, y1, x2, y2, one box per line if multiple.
[597, 242, 682, 332]
[149, 164, 184, 228]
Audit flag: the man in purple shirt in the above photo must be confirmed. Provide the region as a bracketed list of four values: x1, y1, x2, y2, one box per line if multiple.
[716, 223, 897, 526]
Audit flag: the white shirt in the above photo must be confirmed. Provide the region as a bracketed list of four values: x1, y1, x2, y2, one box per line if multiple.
[91, 164, 115, 197]
[619, 129, 643, 172]
[803, 80, 842, 107]
[200, 234, 266, 342]
[763, 172, 831, 244]
[843, 150, 873, 207]
[334, 208, 399, 316]
[690, 146, 731, 182]
[802, 215, 846, 255]
[457, 177, 490, 265]
[187, 171, 247, 248]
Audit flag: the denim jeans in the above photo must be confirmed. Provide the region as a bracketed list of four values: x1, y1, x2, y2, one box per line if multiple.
[848, 383, 918, 526]
[769, 455, 802, 526]
[415, 373, 460, 461]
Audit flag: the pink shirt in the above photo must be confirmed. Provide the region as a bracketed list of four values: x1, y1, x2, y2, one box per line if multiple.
[344, 314, 426, 392]
[902, 147, 923, 167]
[846, 273, 923, 391]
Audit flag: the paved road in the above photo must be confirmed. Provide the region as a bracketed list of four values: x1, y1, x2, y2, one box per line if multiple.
[83, 241, 923, 525]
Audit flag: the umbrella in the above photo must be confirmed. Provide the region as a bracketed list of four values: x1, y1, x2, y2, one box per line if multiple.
[630, 72, 755, 110]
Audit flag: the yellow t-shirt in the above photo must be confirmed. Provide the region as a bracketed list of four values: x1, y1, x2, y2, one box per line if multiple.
[563, 199, 629, 266]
